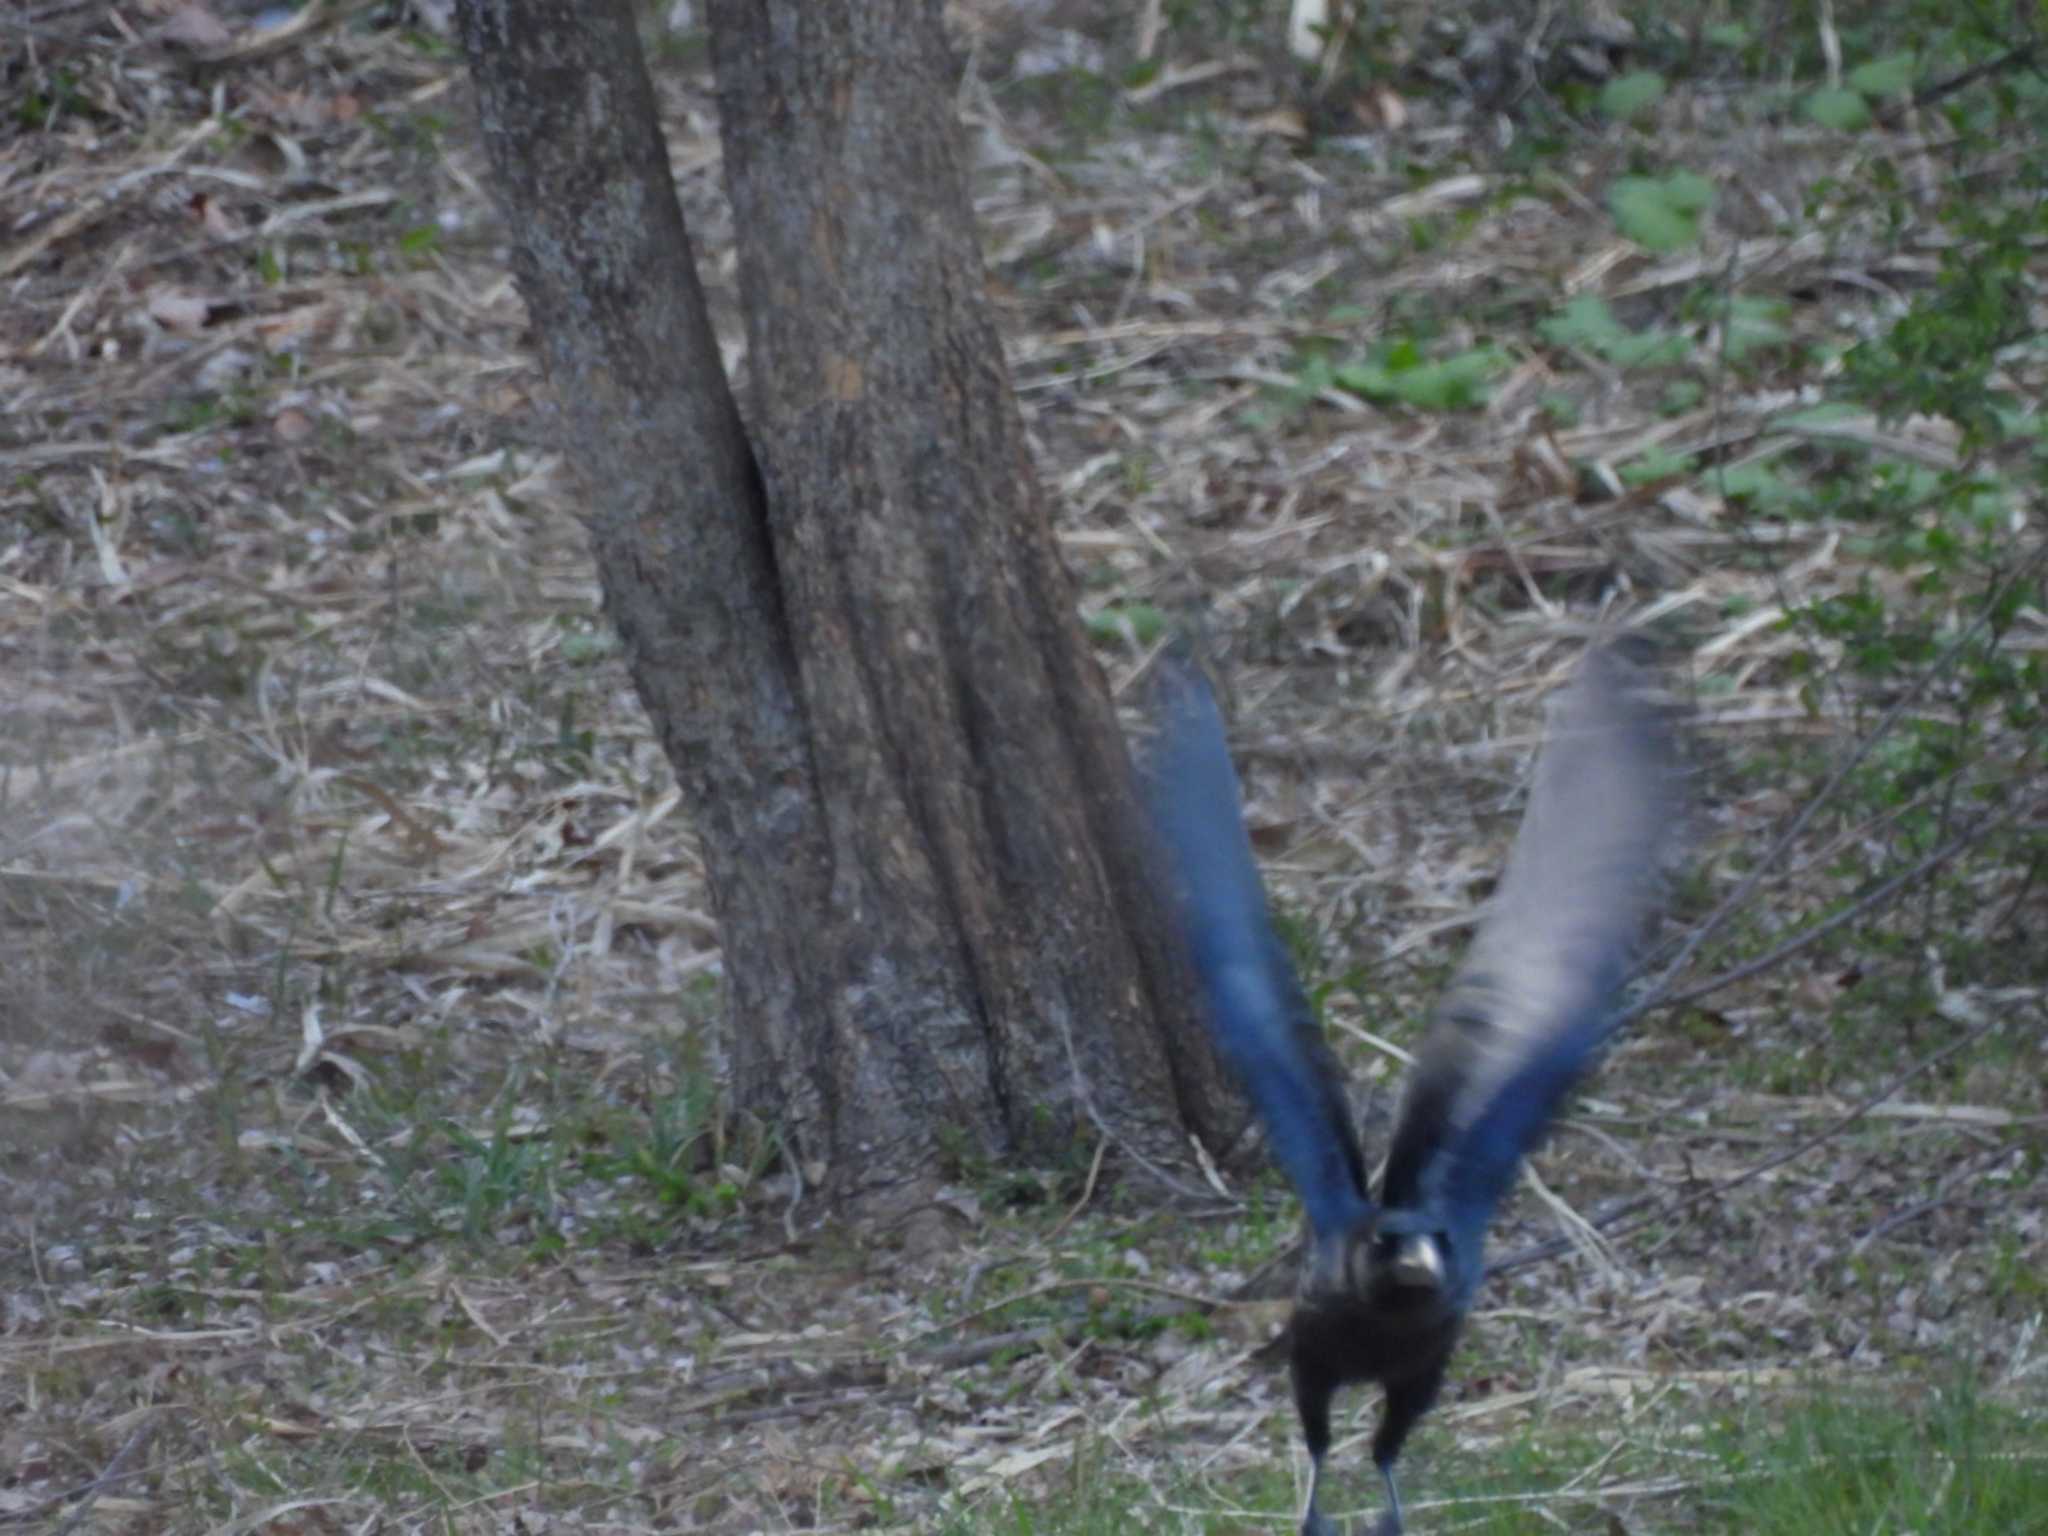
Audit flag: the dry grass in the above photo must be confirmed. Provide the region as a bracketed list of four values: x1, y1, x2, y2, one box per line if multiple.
[3, 1, 2045, 1531]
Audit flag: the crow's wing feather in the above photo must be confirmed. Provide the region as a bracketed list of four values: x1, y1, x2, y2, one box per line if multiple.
[1147, 665, 1373, 1241]
[1379, 649, 1677, 1278]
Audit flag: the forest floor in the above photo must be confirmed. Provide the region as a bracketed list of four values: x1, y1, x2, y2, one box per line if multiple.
[3, 1, 2046, 1532]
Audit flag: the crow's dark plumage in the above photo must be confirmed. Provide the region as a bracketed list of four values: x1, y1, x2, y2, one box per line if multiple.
[1146, 649, 1678, 1536]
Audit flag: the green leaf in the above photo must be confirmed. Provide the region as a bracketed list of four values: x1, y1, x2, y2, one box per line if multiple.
[1724, 295, 1793, 360]
[1599, 71, 1667, 121]
[1992, 407, 2047, 441]
[1718, 461, 1798, 511]
[1774, 402, 1863, 428]
[1660, 378, 1704, 413]
[1610, 171, 1714, 252]
[1847, 53, 1915, 97]
[1805, 87, 1872, 130]
[1704, 22, 1749, 47]
[1292, 352, 1335, 397]
[1334, 344, 1509, 411]
[560, 630, 618, 664]
[1085, 602, 1168, 646]
[1540, 293, 1691, 369]
[1540, 294, 1626, 350]
[1621, 444, 1694, 484]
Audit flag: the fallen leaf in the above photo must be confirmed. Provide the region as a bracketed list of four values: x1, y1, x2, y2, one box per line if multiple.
[1356, 84, 1408, 129]
[272, 407, 315, 442]
[1249, 106, 1308, 140]
[161, 2, 232, 48]
[187, 191, 239, 240]
[146, 287, 212, 332]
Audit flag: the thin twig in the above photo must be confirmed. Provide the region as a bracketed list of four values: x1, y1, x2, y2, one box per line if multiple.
[1880, 46, 2036, 124]
[1048, 1134, 1111, 1242]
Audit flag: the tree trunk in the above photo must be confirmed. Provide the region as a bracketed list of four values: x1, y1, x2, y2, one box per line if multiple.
[457, 0, 1233, 1207]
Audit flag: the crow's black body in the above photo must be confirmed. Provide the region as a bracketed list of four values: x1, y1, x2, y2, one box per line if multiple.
[1146, 649, 1677, 1536]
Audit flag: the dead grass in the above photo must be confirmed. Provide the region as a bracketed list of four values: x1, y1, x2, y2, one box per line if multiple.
[3, 1, 2045, 1531]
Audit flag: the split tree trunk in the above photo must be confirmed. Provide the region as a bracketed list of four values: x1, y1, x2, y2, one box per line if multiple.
[456, 0, 1234, 1205]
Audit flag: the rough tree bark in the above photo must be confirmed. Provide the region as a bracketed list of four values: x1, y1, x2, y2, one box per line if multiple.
[456, 0, 1235, 1207]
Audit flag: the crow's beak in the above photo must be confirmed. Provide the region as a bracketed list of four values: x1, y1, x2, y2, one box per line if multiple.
[1388, 1234, 1444, 1290]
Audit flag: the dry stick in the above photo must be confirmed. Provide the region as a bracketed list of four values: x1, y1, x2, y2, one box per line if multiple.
[922, 1323, 1066, 1371]
[1490, 1008, 2010, 1276]
[1047, 1134, 1112, 1243]
[1879, 46, 2037, 125]
[1620, 530, 2048, 1029]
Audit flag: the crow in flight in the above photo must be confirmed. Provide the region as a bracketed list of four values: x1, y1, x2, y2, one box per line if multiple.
[1146, 647, 1679, 1535]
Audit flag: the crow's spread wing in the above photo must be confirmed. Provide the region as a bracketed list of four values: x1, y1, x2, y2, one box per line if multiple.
[1147, 664, 1372, 1241]
[1378, 648, 1679, 1287]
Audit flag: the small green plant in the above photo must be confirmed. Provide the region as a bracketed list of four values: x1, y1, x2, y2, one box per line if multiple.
[1084, 601, 1168, 649]
[1598, 71, 1667, 123]
[586, 1069, 737, 1218]
[1333, 340, 1510, 412]
[557, 617, 619, 664]
[1621, 444, 1695, 485]
[1805, 52, 1916, 131]
[17, 67, 85, 129]
[1720, 294, 1793, 362]
[399, 223, 442, 261]
[162, 388, 264, 435]
[436, 1111, 561, 1240]
[1610, 170, 1714, 251]
[1540, 294, 1691, 370]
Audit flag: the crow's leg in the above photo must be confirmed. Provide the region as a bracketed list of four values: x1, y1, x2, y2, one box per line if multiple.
[1294, 1363, 1342, 1536]
[1368, 1362, 1447, 1535]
